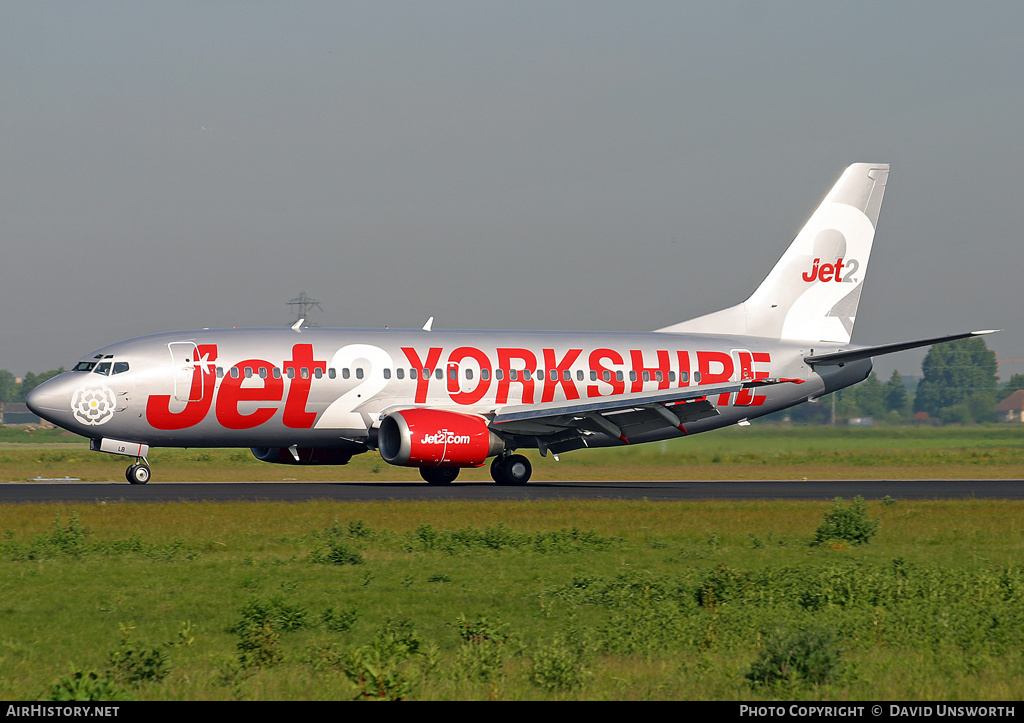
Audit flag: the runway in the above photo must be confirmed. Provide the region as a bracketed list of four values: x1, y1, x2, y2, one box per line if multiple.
[0, 478, 1021, 504]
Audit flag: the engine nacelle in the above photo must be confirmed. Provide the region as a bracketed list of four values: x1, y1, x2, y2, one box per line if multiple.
[250, 447, 354, 465]
[378, 409, 504, 468]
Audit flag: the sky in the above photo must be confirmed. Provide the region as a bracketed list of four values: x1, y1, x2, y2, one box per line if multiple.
[2, 1, 1022, 382]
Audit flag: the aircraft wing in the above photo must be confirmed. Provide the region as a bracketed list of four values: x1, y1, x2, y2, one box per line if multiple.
[488, 379, 798, 454]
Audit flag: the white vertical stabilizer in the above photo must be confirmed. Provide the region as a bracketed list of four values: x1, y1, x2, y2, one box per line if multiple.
[657, 163, 889, 343]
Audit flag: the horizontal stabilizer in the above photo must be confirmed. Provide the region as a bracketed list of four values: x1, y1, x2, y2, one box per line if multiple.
[804, 330, 999, 366]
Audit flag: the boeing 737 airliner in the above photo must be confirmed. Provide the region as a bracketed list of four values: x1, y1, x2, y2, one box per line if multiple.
[27, 164, 994, 484]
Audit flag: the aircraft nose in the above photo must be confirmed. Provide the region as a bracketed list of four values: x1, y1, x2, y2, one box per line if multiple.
[26, 376, 71, 421]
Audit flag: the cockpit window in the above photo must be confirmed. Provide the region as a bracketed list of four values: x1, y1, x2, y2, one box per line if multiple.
[77, 359, 129, 374]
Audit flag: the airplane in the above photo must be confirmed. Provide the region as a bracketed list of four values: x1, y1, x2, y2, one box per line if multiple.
[26, 163, 996, 485]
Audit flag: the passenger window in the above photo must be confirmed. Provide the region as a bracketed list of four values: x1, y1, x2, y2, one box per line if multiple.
[466, 369, 474, 380]
[434, 369, 443, 380]
[356, 368, 364, 380]
[328, 368, 336, 379]
[396, 368, 404, 379]
[383, 368, 392, 380]
[693, 372, 701, 383]
[481, 369, 489, 381]
[314, 368, 323, 379]
[342, 368, 350, 379]
[231, 367, 241, 379]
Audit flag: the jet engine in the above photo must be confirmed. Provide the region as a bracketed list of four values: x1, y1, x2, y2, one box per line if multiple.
[250, 447, 354, 465]
[378, 409, 504, 467]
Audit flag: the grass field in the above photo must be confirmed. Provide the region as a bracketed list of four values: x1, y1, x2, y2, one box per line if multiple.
[2, 425, 1023, 482]
[2, 497, 1024, 700]
[2, 425, 1022, 700]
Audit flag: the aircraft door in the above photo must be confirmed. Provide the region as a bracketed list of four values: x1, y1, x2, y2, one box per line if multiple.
[730, 349, 768, 407]
[169, 342, 204, 403]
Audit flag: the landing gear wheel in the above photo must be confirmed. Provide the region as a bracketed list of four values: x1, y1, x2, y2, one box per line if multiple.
[126, 463, 151, 485]
[491, 454, 532, 486]
[420, 466, 459, 485]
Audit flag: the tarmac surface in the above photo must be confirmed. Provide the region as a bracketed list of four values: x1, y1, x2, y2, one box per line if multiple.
[1, 478, 1022, 503]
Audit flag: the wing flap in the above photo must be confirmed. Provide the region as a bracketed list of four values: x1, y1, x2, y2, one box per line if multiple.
[489, 379, 791, 444]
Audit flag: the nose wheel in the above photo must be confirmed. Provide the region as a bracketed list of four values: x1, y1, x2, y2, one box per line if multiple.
[126, 460, 151, 485]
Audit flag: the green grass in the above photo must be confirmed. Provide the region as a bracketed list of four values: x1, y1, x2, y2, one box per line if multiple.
[2, 424, 1023, 481]
[2, 498, 1024, 700]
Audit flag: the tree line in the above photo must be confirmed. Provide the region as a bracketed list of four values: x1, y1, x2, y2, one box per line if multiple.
[787, 337, 1022, 425]
[0, 369, 65, 404]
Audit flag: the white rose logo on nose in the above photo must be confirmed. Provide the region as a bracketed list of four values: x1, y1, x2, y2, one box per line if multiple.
[72, 386, 117, 426]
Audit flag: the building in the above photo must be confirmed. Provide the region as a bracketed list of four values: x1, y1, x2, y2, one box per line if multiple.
[996, 390, 1024, 423]
[0, 402, 47, 426]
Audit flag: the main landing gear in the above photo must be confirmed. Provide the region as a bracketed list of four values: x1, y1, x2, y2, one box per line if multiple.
[126, 459, 151, 485]
[490, 453, 532, 486]
[417, 453, 534, 486]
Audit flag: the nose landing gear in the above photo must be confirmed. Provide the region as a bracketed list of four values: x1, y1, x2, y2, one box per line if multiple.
[126, 459, 151, 485]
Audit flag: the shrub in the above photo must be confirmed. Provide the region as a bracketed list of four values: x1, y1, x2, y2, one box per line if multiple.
[452, 615, 514, 684]
[813, 496, 879, 546]
[231, 595, 309, 634]
[531, 633, 587, 692]
[237, 620, 283, 668]
[47, 668, 130, 701]
[342, 618, 424, 700]
[746, 626, 843, 688]
[108, 628, 170, 685]
[310, 540, 365, 565]
[454, 614, 512, 645]
[321, 607, 359, 632]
